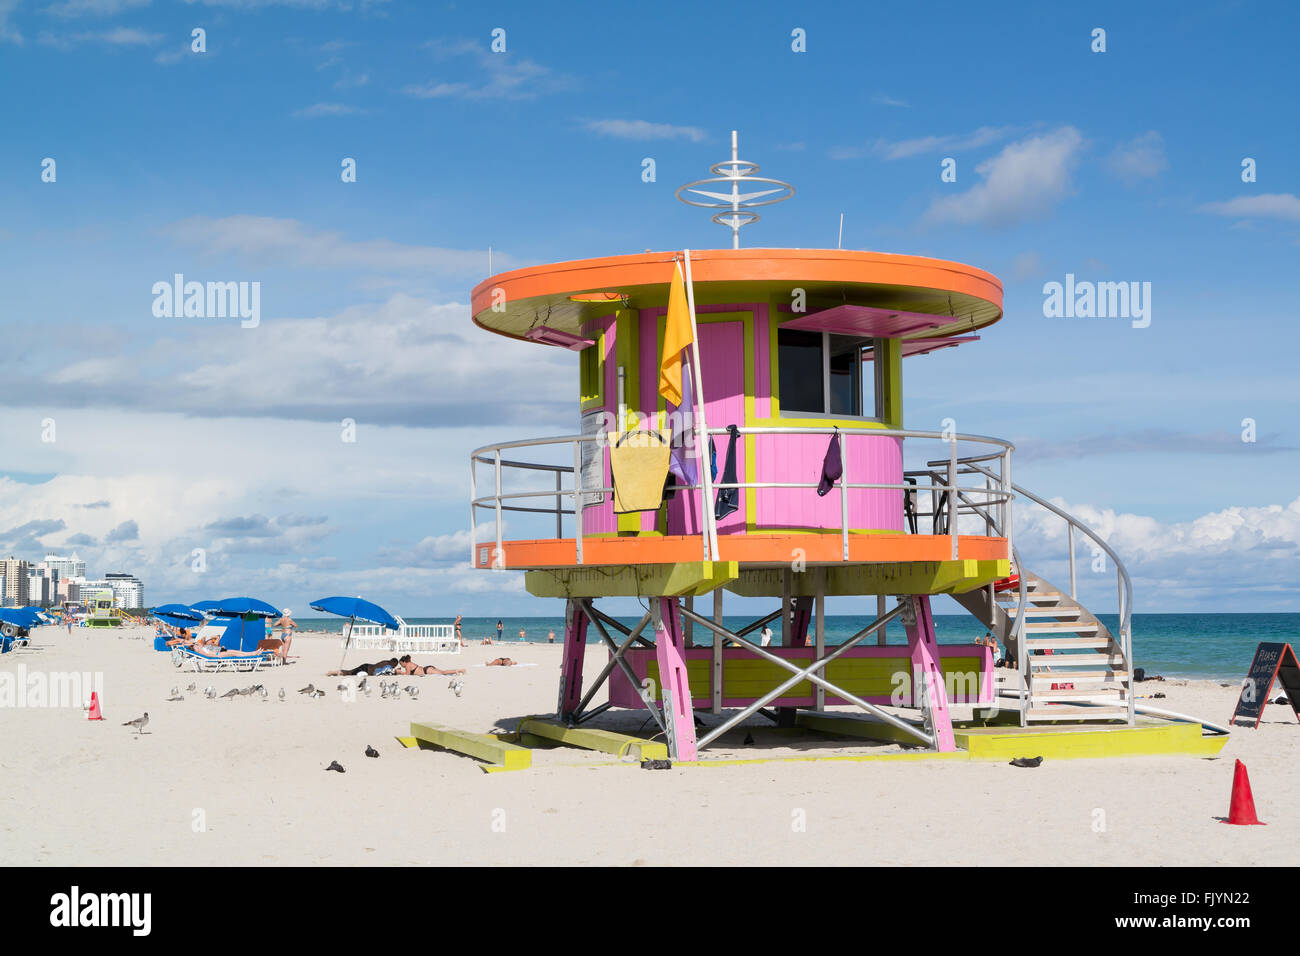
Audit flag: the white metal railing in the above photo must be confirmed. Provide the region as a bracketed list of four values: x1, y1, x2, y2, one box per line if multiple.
[469, 427, 1016, 567]
[345, 618, 460, 654]
[925, 456, 1135, 726]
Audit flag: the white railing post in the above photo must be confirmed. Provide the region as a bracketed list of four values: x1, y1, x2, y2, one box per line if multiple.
[469, 456, 477, 566]
[494, 449, 503, 570]
[572, 439, 584, 564]
[947, 436, 958, 559]
[1068, 523, 1077, 599]
[555, 470, 564, 539]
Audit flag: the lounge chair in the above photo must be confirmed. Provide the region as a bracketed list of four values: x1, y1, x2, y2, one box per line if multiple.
[172, 643, 277, 673]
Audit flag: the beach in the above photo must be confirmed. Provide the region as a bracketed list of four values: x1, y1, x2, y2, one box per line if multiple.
[2, 623, 1295, 867]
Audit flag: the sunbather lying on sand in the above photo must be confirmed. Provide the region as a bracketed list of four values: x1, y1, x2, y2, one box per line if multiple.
[395, 655, 465, 676]
[486, 657, 517, 667]
[328, 658, 401, 676]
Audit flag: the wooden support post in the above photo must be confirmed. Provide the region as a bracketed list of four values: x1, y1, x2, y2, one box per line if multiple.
[654, 596, 698, 760]
[877, 594, 887, 646]
[790, 595, 812, 647]
[684, 595, 694, 647]
[557, 598, 588, 719]
[903, 595, 955, 752]
[781, 570, 791, 645]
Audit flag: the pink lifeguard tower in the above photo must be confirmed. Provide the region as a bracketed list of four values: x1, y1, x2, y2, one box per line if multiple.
[464, 133, 1137, 762]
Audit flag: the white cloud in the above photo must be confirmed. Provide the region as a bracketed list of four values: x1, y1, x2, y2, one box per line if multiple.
[832, 125, 1013, 161]
[42, 0, 150, 17]
[163, 215, 500, 275]
[37, 24, 162, 47]
[581, 119, 708, 142]
[1105, 130, 1168, 184]
[0, 0, 24, 43]
[871, 93, 909, 108]
[403, 38, 572, 101]
[1011, 495, 1300, 611]
[922, 126, 1083, 227]
[292, 102, 365, 117]
[1199, 193, 1300, 223]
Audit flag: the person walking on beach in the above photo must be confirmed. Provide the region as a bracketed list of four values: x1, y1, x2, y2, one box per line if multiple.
[274, 609, 297, 661]
[518, 627, 526, 642]
[547, 628, 555, 644]
[454, 614, 464, 648]
[496, 620, 503, 643]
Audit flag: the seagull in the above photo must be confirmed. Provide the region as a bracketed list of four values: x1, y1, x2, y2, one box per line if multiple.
[309, 688, 325, 699]
[166, 694, 184, 702]
[204, 686, 216, 699]
[122, 713, 149, 734]
[298, 684, 315, 695]
[278, 688, 286, 702]
[169, 685, 179, 697]
[365, 745, 379, 758]
[405, 685, 419, 699]
[221, 688, 240, 699]
[324, 760, 345, 773]
[186, 683, 197, 693]
[259, 686, 269, 700]
[380, 683, 390, 699]
[337, 683, 350, 696]
[356, 677, 368, 695]
[448, 677, 464, 697]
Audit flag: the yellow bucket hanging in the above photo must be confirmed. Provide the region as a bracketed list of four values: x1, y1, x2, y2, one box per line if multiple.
[607, 429, 671, 514]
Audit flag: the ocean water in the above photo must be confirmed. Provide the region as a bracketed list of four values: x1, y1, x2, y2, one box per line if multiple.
[297, 613, 1300, 680]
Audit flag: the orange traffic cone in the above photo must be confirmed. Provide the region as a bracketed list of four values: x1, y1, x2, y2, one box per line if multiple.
[1222, 759, 1265, 825]
[87, 691, 104, 721]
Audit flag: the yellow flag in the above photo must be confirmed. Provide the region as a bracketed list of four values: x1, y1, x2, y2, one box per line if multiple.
[659, 258, 693, 407]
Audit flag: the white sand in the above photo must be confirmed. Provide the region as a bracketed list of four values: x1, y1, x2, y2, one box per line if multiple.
[1, 623, 1295, 866]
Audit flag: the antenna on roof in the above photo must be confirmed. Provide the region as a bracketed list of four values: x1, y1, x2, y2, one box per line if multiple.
[675, 130, 794, 249]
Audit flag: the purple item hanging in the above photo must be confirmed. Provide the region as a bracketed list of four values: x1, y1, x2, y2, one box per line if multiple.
[817, 429, 843, 497]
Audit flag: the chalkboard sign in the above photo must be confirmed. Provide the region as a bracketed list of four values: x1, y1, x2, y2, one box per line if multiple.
[1230, 642, 1300, 728]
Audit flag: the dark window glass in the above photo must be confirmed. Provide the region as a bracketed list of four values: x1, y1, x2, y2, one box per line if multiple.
[828, 335, 862, 416]
[777, 329, 824, 414]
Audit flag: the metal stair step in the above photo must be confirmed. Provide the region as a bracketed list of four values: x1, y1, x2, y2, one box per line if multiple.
[1026, 706, 1129, 720]
[1028, 670, 1129, 683]
[1030, 687, 1129, 700]
[1013, 607, 1084, 618]
[998, 591, 1064, 603]
[1024, 621, 1100, 633]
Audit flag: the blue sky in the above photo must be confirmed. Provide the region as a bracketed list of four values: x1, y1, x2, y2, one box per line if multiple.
[0, 0, 1297, 617]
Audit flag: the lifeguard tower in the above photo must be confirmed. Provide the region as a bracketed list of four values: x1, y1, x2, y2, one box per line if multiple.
[464, 133, 1141, 762]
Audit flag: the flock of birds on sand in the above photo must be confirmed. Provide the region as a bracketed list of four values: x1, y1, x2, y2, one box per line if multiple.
[120, 674, 468, 775]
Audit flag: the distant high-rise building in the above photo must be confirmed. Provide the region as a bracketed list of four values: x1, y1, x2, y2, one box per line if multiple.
[96, 572, 144, 610]
[1, 557, 31, 607]
[42, 553, 85, 581]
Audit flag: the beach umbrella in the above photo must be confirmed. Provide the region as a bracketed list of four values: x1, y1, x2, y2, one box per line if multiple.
[153, 604, 204, 622]
[205, 597, 281, 618]
[190, 600, 221, 614]
[310, 595, 400, 669]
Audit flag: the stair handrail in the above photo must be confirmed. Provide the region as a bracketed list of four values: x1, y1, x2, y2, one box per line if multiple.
[943, 459, 1134, 727]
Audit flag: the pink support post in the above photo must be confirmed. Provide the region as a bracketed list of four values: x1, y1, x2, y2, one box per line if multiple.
[903, 595, 956, 752]
[654, 597, 698, 760]
[557, 599, 588, 719]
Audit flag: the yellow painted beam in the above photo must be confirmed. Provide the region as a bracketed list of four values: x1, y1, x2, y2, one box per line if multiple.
[954, 721, 1228, 760]
[525, 560, 739, 598]
[725, 559, 1009, 597]
[409, 721, 532, 770]
[517, 717, 668, 760]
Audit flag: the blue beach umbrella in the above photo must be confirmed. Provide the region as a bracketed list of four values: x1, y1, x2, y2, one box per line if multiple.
[206, 597, 281, 618]
[310, 595, 400, 668]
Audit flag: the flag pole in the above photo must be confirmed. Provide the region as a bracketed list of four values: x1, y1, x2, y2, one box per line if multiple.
[681, 249, 719, 561]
